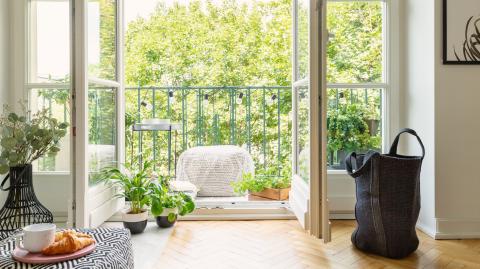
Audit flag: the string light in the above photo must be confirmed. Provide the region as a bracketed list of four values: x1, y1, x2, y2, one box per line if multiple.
[140, 100, 152, 110]
[267, 94, 277, 106]
[236, 93, 244, 105]
[203, 94, 209, 106]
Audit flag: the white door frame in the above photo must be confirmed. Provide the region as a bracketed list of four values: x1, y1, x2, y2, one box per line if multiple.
[290, 0, 329, 241]
[73, 0, 89, 228]
[73, 0, 125, 228]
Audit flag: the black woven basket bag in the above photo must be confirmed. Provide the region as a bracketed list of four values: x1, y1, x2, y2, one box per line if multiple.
[346, 128, 425, 259]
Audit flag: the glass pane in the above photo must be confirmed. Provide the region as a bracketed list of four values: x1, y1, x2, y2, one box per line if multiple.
[327, 88, 382, 170]
[29, 88, 71, 172]
[88, 0, 117, 81]
[327, 1, 383, 83]
[297, 85, 309, 182]
[88, 87, 117, 185]
[297, 0, 309, 80]
[29, 0, 70, 83]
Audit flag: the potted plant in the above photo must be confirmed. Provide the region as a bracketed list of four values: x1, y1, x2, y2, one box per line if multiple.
[0, 103, 69, 234]
[150, 178, 195, 228]
[327, 104, 371, 169]
[363, 100, 381, 136]
[100, 162, 154, 234]
[232, 168, 291, 200]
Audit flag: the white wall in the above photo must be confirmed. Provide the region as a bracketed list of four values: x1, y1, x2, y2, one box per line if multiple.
[433, 0, 480, 238]
[0, 0, 11, 207]
[0, 0, 10, 108]
[401, 0, 480, 239]
[401, 0, 437, 237]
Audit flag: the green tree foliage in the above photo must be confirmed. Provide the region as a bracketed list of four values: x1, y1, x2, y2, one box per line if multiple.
[125, 0, 292, 87]
[326, 2, 383, 83]
[89, 0, 117, 80]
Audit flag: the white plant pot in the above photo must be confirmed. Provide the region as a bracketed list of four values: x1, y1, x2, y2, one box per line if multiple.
[159, 208, 178, 217]
[156, 207, 179, 228]
[122, 210, 148, 222]
[122, 210, 148, 234]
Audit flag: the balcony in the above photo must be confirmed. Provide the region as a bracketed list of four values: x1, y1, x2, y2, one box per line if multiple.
[124, 86, 292, 178]
[31, 85, 381, 201]
[124, 86, 382, 175]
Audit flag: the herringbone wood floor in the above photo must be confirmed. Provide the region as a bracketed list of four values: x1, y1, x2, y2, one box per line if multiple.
[156, 220, 480, 269]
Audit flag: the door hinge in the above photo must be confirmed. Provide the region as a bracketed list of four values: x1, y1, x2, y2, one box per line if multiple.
[72, 200, 76, 211]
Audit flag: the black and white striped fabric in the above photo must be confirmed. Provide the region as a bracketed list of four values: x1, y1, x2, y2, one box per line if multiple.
[0, 228, 134, 269]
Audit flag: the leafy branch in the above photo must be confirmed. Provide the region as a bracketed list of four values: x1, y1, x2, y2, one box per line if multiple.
[0, 102, 69, 174]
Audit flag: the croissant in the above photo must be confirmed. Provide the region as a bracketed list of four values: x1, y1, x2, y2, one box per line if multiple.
[42, 230, 95, 255]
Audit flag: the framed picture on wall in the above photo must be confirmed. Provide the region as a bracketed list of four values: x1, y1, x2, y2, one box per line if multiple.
[443, 0, 480, 64]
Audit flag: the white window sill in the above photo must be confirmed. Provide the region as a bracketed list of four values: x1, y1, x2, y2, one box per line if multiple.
[33, 171, 71, 176]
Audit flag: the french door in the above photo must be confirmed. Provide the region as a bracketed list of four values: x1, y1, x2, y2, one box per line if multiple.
[290, 0, 330, 241]
[73, 0, 125, 228]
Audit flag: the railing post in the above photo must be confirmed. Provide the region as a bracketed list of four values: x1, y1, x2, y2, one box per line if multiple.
[277, 87, 281, 175]
[336, 89, 339, 109]
[262, 86, 267, 170]
[137, 84, 142, 168]
[152, 87, 157, 171]
[167, 88, 172, 176]
[230, 87, 236, 145]
[247, 87, 251, 153]
[182, 88, 187, 151]
[196, 88, 201, 146]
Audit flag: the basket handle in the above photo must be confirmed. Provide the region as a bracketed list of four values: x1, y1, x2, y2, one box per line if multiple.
[389, 128, 425, 160]
[0, 167, 27, 191]
[345, 152, 364, 178]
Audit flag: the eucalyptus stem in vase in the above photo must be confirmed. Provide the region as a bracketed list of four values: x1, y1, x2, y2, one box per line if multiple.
[0, 102, 69, 238]
[0, 103, 69, 173]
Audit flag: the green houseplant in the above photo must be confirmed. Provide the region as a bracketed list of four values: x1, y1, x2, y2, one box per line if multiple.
[232, 167, 291, 200]
[363, 98, 381, 136]
[0, 103, 69, 235]
[150, 178, 195, 228]
[327, 104, 372, 169]
[100, 162, 155, 234]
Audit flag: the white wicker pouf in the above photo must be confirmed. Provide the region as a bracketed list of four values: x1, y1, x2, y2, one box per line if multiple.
[176, 145, 255, 197]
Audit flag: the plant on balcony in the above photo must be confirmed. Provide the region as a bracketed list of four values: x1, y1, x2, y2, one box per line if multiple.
[150, 178, 195, 228]
[363, 97, 381, 136]
[327, 104, 372, 168]
[100, 161, 155, 234]
[232, 167, 291, 200]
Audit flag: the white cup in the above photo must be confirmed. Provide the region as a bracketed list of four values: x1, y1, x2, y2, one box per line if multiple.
[14, 223, 56, 253]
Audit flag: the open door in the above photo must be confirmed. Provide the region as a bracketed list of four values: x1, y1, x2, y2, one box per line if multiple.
[290, 0, 330, 241]
[73, 0, 125, 228]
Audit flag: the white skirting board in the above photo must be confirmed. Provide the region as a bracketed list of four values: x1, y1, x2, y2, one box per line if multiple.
[433, 218, 480, 239]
